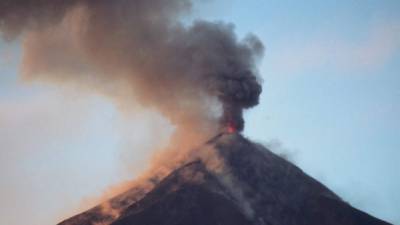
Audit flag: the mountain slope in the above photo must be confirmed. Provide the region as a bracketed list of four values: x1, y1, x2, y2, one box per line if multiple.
[111, 161, 252, 225]
[58, 133, 392, 225]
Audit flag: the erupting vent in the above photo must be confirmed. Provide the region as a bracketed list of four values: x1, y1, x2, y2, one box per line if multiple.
[227, 122, 237, 133]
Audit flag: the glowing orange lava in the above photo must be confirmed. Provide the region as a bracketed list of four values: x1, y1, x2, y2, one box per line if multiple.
[227, 122, 236, 133]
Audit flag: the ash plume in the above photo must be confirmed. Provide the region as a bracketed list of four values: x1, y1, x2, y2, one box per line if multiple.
[0, 0, 263, 134]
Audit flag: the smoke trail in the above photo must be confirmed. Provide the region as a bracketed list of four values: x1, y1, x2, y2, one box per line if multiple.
[0, 0, 263, 134]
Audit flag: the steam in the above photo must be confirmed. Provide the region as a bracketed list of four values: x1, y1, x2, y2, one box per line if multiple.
[0, 0, 263, 134]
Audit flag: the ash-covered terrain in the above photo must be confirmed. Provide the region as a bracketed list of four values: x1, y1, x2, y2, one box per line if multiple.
[58, 133, 392, 225]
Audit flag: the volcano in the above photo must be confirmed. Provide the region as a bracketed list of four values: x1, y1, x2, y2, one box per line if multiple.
[58, 133, 392, 225]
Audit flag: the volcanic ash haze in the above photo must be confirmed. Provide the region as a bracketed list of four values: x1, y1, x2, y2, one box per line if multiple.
[1, 1, 264, 221]
[0, 0, 263, 136]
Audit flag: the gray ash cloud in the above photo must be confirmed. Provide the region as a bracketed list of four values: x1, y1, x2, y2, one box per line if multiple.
[0, 0, 263, 132]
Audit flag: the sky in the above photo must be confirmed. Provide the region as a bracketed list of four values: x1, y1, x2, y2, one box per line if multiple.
[1, 1, 399, 225]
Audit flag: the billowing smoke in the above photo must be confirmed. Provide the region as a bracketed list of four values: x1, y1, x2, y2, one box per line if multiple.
[0, 0, 263, 134]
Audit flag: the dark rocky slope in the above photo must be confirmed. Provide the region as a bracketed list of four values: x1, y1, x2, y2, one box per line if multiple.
[58, 133, 392, 225]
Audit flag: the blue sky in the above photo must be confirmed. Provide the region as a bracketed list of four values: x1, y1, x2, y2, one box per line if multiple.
[1, 1, 399, 225]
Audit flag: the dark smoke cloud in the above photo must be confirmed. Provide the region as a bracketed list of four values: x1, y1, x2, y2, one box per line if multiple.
[0, 0, 263, 132]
